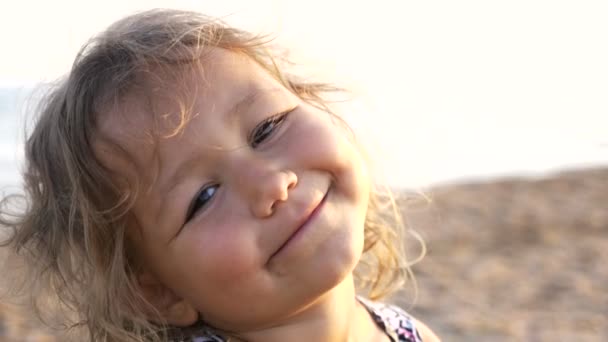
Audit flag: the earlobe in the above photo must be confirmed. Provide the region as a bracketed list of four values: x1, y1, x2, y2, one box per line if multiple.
[138, 272, 199, 327]
[163, 300, 200, 327]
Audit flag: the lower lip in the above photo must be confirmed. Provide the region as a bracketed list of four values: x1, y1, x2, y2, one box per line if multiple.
[270, 189, 329, 260]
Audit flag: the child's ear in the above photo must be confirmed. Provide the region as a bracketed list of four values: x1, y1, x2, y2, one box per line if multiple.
[138, 271, 199, 327]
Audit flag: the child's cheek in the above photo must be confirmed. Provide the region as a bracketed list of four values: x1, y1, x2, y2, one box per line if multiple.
[302, 117, 367, 200]
[189, 222, 261, 284]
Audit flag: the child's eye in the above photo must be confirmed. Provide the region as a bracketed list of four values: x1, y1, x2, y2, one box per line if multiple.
[185, 184, 219, 223]
[249, 108, 294, 148]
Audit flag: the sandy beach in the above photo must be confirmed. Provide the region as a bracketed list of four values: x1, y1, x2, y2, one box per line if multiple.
[401, 167, 607, 341]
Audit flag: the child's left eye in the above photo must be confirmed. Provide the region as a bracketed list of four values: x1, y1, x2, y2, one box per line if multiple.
[249, 108, 294, 148]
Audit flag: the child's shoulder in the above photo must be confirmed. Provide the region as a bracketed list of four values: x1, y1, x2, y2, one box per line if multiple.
[358, 297, 440, 342]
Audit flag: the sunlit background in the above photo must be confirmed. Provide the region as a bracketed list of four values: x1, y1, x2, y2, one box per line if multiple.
[1, 0, 607, 188]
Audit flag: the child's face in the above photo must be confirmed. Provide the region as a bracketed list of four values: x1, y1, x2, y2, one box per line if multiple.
[96, 49, 370, 331]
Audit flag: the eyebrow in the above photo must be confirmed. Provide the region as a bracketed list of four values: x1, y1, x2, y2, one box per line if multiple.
[225, 87, 286, 123]
[225, 88, 261, 123]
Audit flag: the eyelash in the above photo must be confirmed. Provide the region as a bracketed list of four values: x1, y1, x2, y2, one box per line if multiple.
[183, 108, 295, 224]
[248, 108, 292, 148]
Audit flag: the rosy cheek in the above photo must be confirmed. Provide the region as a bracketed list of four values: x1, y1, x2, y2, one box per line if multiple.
[195, 226, 261, 283]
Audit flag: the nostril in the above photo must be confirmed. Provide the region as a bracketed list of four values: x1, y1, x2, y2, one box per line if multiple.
[285, 171, 298, 190]
[266, 201, 280, 217]
[251, 169, 297, 217]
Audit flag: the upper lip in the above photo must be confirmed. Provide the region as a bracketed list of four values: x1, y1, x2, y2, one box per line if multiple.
[297, 190, 328, 230]
[269, 186, 330, 260]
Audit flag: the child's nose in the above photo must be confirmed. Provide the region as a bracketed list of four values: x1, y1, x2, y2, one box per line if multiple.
[236, 158, 298, 217]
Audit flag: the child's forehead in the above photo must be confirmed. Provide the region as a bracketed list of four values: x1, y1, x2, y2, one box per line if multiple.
[92, 48, 282, 180]
[97, 49, 268, 140]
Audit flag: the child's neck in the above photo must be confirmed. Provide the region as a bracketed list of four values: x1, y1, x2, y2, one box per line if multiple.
[230, 274, 388, 342]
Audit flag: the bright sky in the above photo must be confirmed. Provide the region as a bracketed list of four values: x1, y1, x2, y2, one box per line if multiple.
[1, 0, 607, 187]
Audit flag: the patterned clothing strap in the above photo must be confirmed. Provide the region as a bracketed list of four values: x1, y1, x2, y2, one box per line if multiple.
[357, 297, 424, 342]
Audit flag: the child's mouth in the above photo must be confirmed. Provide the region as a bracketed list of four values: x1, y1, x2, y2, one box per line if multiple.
[268, 185, 331, 261]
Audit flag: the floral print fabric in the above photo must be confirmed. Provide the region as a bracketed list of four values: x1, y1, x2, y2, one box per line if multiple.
[358, 297, 423, 342]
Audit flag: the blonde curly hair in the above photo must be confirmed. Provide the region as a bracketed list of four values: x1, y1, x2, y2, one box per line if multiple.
[0, 9, 416, 342]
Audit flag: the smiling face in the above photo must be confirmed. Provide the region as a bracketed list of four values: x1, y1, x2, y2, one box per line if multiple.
[95, 49, 370, 333]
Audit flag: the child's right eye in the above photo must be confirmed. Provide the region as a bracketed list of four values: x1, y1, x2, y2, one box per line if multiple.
[185, 184, 219, 223]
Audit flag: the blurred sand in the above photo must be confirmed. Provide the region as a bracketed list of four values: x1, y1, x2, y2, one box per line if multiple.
[1, 167, 607, 341]
[399, 167, 608, 341]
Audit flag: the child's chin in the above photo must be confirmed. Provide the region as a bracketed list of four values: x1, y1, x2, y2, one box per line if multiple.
[308, 229, 363, 289]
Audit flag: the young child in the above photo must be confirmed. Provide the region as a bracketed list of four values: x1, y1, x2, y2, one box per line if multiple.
[0, 9, 440, 342]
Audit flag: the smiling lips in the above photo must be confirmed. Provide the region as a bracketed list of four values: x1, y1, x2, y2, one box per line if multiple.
[269, 188, 330, 260]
